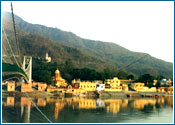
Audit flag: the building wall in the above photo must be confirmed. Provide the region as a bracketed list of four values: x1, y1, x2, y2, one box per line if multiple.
[38, 83, 47, 91]
[168, 87, 173, 94]
[106, 77, 121, 88]
[55, 69, 67, 87]
[96, 83, 105, 91]
[157, 87, 166, 93]
[7, 82, 15, 91]
[132, 82, 145, 89]
[104, 87, 122, 92]
[21, 83, 33, 92]
[79, 81, 96, 91]
[122, 83, 128, 91]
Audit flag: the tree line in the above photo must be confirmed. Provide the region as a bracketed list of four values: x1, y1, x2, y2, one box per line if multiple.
[32, 58, 169, 88]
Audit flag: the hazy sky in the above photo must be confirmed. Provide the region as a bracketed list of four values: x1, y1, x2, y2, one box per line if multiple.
[2, 1, 174, 62]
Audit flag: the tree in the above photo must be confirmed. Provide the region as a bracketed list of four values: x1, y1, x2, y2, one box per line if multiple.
[156, 75, 165, 81]
[127, 74, 134, 80]
[38, 70, 53, 84]
[138, 74, 154, 84]
[117, 70, 128, 79]
[155, 82, 161, 88]
[103, 68, 113, 79]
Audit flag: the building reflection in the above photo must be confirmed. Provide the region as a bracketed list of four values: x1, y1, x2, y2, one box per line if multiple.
[78, 98, 96, 109]
[46, 98, 66, 120]
[104, 99, 128, 115]
[21, 106, 31, 123]
[37, 98, 46, 107]
[2, 96, 173, 123]
[7, 97, 15, 107]
[21, 97, 31, 123]
[54, 102, 65, 119]
[133, 99, 156, 110]
[166, 96, 173, 108]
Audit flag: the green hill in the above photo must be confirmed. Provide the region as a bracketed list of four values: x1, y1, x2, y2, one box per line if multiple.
[2, 12, 173, 78]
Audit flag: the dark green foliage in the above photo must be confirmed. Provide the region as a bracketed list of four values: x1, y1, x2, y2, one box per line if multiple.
[127, 74, 134, 80]
[156, 82, 161, 88]
[137, 74, 155, 84]
[32, 58, 132, 84]
[38, 70, 53, 84]
[156, 75, 165, 81]
[117, 70, 128, 79]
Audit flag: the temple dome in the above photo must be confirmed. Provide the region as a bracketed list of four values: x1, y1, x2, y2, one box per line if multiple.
[55, 68, 60, 74]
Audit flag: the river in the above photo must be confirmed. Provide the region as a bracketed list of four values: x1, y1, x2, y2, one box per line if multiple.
[2, 96, 173, 123]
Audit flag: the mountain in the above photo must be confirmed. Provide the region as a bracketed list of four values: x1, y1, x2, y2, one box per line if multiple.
[2, 12, 173, 78]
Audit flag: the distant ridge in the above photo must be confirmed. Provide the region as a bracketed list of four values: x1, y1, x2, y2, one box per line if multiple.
[2, 12, 173, 78]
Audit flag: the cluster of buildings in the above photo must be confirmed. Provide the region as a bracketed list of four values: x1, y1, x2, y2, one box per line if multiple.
[3, 66, 173, 96]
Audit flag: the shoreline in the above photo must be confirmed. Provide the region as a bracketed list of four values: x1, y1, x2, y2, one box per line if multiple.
[2, 90, 173, 98]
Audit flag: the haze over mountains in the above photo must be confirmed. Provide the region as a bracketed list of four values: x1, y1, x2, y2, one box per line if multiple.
[2, 12, 173, 78]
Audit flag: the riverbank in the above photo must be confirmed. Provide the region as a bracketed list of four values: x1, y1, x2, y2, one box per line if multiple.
[2, 90, 173, 98]
[99, 91, 173, 99]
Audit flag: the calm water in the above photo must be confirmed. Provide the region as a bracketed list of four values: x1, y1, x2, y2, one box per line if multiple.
[2, 96, 173, 123]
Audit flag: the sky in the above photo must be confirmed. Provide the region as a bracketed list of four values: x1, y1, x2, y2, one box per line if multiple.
[1, 1, 174, 63]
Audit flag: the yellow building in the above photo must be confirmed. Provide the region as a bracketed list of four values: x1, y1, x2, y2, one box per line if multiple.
[7, 81, 15, 92]
[38, 83, 47, 91]
[105, 77, 121, 88]
[66, 88, 86, 96]
[71, 79, 81, 89]
[122, 83, 128, 91]
[120, 79, 133, 84]
[79, 81, 96, 91]
[132, 82, 156, 92]
[168, 86, 173, 94]
[132, 82, 145, 89]
[153, 80, 157, 86]
[167, 79, 173, 86]
[157, 87, 166, 93]
[21, 83, 33, 92]
[55, 69, 67, 88]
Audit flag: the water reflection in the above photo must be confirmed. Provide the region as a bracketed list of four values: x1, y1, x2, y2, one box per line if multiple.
[2, 96, 173, 123]
[7, 97, 15, 107]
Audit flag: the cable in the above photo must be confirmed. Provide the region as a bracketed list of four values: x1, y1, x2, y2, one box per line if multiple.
[118, 54, 149, 71]
[22, 86, 52, 123]
[2, 26, 21, 67]
[11, 2, 22, 65]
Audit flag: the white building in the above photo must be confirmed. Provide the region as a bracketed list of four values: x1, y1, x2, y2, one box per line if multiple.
[45, 52, 51, 63]
[96, 83, 105, 91]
